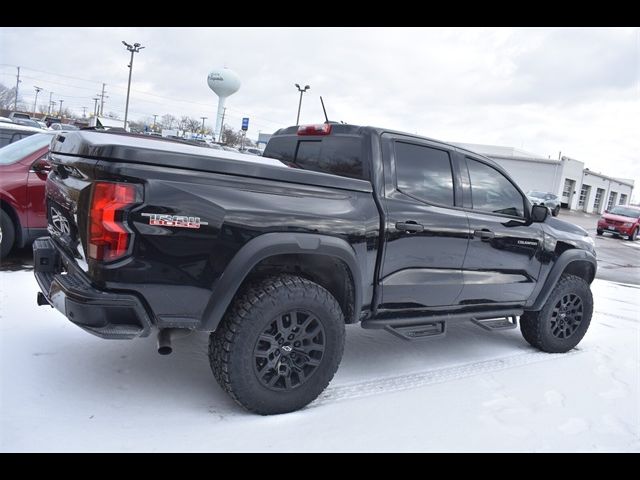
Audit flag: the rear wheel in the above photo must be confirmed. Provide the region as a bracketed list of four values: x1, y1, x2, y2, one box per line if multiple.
[520, 274, 593, 353]
[552, 206, 560, 217]
[209, 274, 345, 415]
[0, 210, 16, 259]
[596, 229, 603, 236]
[628, 227, 638, 241]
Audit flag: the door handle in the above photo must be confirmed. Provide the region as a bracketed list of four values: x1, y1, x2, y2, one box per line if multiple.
[474, 229, 495, 241]
[396, 221, 424, 233]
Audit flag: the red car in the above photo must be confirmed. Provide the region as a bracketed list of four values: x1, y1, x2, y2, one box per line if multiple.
[0, 132, 55, 258]
[597, 205, 640, 241]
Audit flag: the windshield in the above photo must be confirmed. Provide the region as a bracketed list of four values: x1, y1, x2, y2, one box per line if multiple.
[527, 191, 548, 198]
[609, 206, 640, 219]
[0, 133, 54, 165]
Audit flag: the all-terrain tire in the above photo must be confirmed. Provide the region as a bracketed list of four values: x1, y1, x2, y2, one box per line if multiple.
[520, 274, 593, 353]
[0, 209, 16, 259]
[209, 274, 345, 415]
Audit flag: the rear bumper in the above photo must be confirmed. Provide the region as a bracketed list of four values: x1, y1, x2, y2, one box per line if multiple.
[33, 237, 152, 339]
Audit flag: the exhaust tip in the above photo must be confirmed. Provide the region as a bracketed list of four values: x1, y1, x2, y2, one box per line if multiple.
[158, 345, 172, 355]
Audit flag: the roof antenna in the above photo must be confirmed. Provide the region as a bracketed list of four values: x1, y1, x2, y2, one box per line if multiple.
[320, 96, 329, 123]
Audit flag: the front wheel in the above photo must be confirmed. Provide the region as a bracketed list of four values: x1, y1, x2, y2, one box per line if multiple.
[596, 229, 603, 236]
[209, 274, 345, 415]
[552, 206, 560, 217]
[628, 227, 638, 241]
[0, 209, 16, 259]
[520, 274, 593, 353]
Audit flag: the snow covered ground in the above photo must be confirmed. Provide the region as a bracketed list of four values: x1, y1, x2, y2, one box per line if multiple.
[1, 269, 638, 452]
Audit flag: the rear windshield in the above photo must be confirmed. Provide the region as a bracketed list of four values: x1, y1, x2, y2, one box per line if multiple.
[263, 135, 365, 180]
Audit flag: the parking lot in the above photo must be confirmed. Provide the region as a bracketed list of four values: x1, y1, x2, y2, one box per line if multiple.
[559, 209, 640, 285]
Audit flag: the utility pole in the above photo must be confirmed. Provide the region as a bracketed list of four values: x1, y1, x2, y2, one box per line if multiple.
[200, 116, 207, 137]
[82, 107, 88, 118]
[218, 107, 226, 142]
[122, 41, 145, 131]
[32, 86, 42, 116]
[99, 83, 108, 116]
[58, 99, 64, 117]
[14, 66, 21, 111]
[92, 97, 100, 117]
[153, 114, 158, 131]
[48, 91, 53, 115]
[294, 83, 310, 126]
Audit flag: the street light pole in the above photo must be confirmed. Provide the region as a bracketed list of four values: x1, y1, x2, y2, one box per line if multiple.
[200, 116, 207, 138]
[48, 92, 53, 115]
[32, 86, 42, 116]
[295, 83, 310, 126]
[58, 99, 64, 117]
[153, 114, 158, 131]
[122, 41, 145, 131]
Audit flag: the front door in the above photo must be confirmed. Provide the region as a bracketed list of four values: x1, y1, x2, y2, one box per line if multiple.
[379, 135, 470, 309]
[458, 156, 544, 304]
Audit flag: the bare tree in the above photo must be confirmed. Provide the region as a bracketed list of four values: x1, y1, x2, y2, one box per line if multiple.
[221, 126, 243, 147]
[0, 83, 25, 111]
[161, 114, 176, 129]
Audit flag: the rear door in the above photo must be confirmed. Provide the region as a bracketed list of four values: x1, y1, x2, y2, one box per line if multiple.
[379, 134, 470, 309]
[458, 155, 544, 304]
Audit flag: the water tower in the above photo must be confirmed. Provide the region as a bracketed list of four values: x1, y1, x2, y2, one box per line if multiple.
[207, 67, 241, 141]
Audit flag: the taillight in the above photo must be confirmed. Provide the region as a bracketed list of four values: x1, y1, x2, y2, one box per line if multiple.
[297, 124, 332, 136]
[88, 182, 140, 262]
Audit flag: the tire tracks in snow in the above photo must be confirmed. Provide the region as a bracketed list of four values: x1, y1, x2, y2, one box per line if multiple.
[313, 349, 583, 406]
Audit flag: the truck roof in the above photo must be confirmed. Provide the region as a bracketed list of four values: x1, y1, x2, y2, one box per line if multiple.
[272, 123, 505, 171]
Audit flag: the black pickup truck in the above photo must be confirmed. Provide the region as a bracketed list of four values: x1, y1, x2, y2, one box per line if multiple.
[33, 123, 596, 414]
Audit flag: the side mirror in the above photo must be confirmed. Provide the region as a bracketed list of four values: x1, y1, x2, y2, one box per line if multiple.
[531, 204, 548, 222]
[32, 157, 51, 174]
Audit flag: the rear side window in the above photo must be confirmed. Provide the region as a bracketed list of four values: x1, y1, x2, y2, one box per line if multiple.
[467, 158, 524, 217]
[394, 141, 454, 206]
[263, 135, 364, 180]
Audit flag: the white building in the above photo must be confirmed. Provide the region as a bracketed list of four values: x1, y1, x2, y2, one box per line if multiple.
[452, 143, 634, 215]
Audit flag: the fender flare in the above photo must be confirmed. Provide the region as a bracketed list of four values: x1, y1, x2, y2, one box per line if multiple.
[200, 232, 363, 331]
[526, 248, 597, 311]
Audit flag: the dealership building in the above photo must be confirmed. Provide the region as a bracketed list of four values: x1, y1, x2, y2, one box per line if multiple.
[452, 143, 635, 214]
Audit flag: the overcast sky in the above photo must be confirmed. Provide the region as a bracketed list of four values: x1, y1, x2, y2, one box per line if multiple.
[1, 27, 638, 197]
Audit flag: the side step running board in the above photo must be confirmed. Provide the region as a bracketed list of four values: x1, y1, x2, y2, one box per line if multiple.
[362, 309, 523, 341]
[471, 315, 518, 331]
[384, 321, 446, 341]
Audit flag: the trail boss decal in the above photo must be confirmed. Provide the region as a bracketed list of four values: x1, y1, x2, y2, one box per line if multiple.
[141, 213, 208, 229]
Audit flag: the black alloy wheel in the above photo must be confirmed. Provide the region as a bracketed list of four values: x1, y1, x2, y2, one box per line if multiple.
[550, 293, 583, 339]
[253, 309, 326, 391]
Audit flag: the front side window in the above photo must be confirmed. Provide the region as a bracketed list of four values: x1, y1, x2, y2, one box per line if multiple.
[394, 141, 454, 206]
[467, 158, 524, 217]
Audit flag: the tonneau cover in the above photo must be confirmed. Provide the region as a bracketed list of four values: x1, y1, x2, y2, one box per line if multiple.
[49, 130, 372, 193]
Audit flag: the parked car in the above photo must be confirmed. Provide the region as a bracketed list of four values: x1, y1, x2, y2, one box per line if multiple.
[44, 116, 62, 128]
[49, 123, 80, 131]
[0, 116, 14, 124]
[8, 112, 31, 121]
[222, 145, 240, 152]
[597, 205, 640, 241]
[0, 132, 55, 257]
[33, 124, 597, 415]
[0, 122, 44, 149]
[527, 191, 560, 217]
[240, 147, 263, 156]
[33, 120, 48, 129]
[13, 118, 45, 129]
